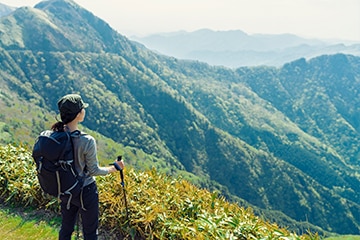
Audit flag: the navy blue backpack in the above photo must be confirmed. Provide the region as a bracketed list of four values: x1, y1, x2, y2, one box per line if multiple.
[32, 130, 83, 206]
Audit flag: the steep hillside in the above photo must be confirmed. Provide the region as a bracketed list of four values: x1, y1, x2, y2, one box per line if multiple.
[0, 0, 359, 234]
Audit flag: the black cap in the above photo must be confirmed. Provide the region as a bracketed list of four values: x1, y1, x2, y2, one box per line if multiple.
[57, 94, 89, 116]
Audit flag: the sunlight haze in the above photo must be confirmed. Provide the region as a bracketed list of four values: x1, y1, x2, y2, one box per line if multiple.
[1, 0, 359, 41]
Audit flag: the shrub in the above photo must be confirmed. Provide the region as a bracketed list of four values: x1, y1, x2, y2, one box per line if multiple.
[0, 144, 319, 239]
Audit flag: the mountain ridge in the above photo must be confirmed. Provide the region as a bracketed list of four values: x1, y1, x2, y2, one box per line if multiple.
[0, 0, 359, 234]
[131, 28, 360, 67]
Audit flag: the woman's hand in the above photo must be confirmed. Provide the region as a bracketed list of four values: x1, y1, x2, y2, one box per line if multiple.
[115, 159, 125, 170]
[109, 158, 125, 173]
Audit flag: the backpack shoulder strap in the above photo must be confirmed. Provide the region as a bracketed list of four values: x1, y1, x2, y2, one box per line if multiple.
[58, 131, 72, 161]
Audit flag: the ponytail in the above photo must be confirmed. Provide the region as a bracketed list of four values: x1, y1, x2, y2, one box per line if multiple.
[51, 121, 65, 132]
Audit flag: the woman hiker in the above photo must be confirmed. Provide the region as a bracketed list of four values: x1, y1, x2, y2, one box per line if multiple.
[53, 93, 125, 240]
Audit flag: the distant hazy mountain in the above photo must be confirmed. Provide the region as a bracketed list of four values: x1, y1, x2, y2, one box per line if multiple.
[131, 29, 360, 67]
[0, 3, 16, 17]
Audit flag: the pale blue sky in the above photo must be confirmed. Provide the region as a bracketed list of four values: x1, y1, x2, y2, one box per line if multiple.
[1, 0, 359, 41]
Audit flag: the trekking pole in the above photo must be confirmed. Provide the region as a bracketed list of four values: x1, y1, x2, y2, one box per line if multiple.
[117, 156, 129, 220]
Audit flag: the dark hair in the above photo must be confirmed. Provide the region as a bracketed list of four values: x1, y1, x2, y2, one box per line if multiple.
[51, 111, 79, 132]
[51, 121, 65, 132]
[60, 111, 79, 124]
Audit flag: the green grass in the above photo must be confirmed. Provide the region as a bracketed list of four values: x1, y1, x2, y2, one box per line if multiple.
[1, 207, 359, 240]
[0, 207, 58, 240]
[325, 236, 360, 240]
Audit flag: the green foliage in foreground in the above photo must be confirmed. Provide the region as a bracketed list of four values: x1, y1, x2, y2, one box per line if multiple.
[0, 144, 320, 239]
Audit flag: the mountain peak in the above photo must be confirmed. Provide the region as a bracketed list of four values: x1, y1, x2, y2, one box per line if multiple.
[0, 0, 132, 53]
[35, 0, 80, 13]
[0, 2, 17, 17]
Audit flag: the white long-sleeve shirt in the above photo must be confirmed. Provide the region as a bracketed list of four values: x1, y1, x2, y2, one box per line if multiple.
[71, 131, 109, 187]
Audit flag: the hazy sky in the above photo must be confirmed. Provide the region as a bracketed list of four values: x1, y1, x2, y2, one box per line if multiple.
[1, 0, 360, 41]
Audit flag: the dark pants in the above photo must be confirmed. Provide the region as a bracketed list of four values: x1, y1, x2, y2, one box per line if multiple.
[59, 182, 99, 240]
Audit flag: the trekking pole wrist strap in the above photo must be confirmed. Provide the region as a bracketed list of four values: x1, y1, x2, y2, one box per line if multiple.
[113, 161, 122, 171]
